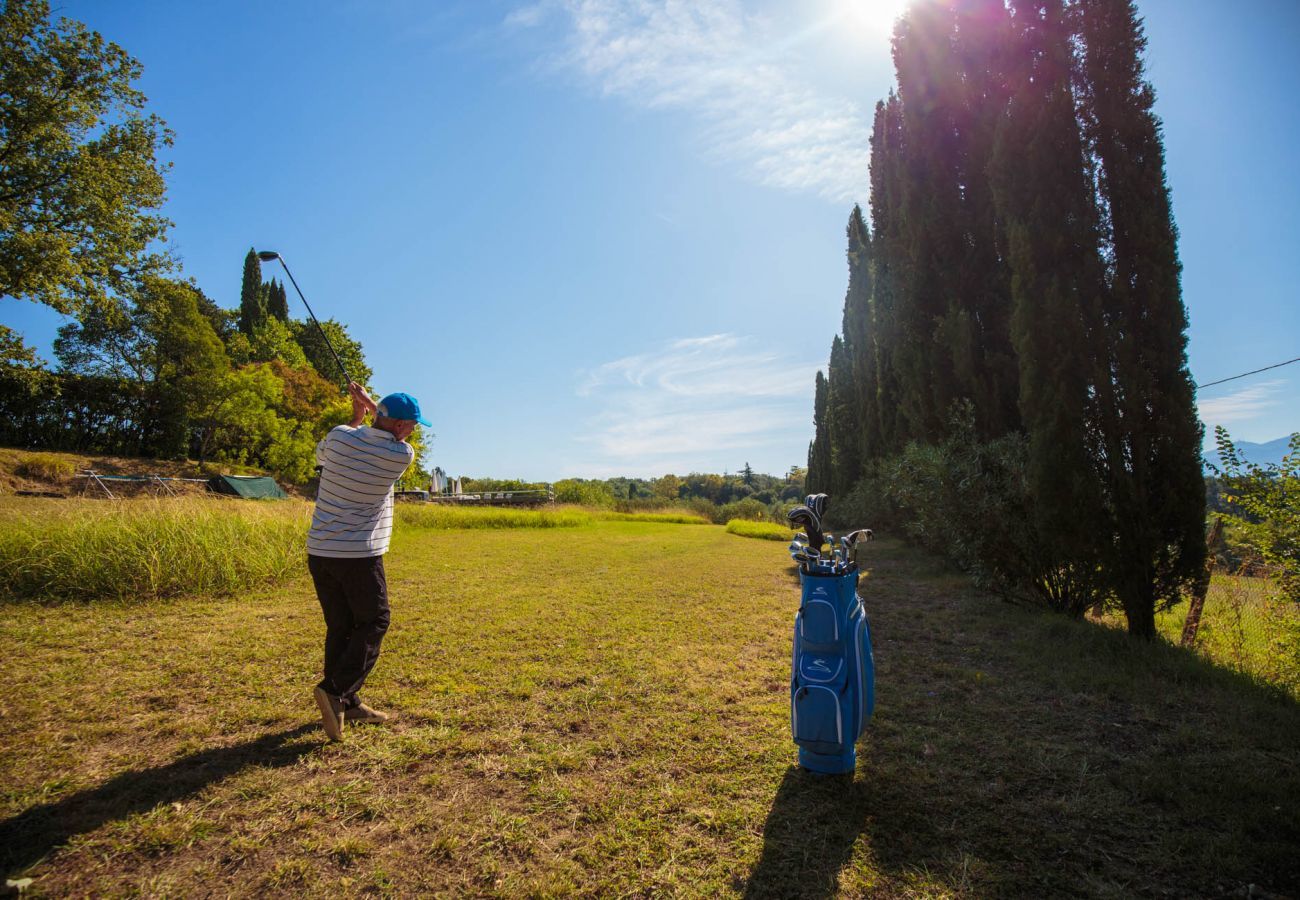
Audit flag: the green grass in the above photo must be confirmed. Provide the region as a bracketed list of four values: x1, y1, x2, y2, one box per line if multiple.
[395, 503, 592, 530]
[597, 510, 711, 525]
[725, 519, 793, 541]
[1095, 572, 1295, 693]
[0, 497, 310, 603]
[1, 520, 1296, 896]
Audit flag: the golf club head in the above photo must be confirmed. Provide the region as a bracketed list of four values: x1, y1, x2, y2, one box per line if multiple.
[786, 506, 821, 542]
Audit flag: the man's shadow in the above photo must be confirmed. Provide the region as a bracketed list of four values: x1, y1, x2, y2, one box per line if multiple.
[1, 724, 317, 877]
[743, 765, 870, 899]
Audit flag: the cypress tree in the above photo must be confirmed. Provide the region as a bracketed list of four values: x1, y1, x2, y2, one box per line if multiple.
[1077, 0, 1206, 638]
[267, 278, 290, 321]
[867, 94, 907, 456]
[826, 334, 858, 496]
[840, 206, 878, 468]
[807, 371, 832, 495]
[238, 248, 267, 335]
[993, 0, 1108, 614]
[889, 0, 1020, 443]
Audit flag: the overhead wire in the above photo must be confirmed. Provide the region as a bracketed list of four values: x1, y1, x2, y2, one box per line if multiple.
[1193, 356, 1300, 391]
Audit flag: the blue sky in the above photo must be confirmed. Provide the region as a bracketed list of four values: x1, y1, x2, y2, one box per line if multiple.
[4, 0, 1297, 480]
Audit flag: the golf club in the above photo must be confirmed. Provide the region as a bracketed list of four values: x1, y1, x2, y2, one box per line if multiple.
[256, 250, 352, 385]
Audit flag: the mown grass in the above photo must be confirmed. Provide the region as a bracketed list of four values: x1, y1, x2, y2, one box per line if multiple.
[725, 519, 793, 541]
[0, 497, 310, 603]
[1, 524, 1296, 897]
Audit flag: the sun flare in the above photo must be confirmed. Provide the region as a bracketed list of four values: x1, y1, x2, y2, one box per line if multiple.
[834, 0, 911, 37]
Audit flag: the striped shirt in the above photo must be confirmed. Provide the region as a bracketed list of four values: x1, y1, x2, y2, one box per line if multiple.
[307, 425, 414, 558]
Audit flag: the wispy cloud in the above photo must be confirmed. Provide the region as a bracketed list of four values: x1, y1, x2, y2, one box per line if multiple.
[569, 334, 818, 476]
[1197, 379, 1287, 426]
[506, 0, 872, 203]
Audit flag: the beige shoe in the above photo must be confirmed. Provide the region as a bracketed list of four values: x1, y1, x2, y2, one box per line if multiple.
[314, 686, 345, 741]
[345, 702, 391, 725]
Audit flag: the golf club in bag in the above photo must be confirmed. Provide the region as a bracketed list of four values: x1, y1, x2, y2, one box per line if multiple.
[786, 495, 875, 774]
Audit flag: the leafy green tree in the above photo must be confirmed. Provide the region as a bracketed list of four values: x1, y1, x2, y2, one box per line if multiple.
[1214, 428, 1299, 687]
[54, 277, 227, 456]
[249, 316, 308, 367]
[0, 324, 56, 442]
[291, 318, 371, 388]
[237, 248, 266, 335]
[740, 462, 755, 487]
[0, 0, 173, 316]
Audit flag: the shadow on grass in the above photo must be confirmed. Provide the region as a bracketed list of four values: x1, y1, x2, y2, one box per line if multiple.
[743, 766, 869, 899]
[0, 724, 317, 877]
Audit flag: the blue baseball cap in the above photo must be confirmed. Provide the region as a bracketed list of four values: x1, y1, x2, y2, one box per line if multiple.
[376, 392, 430, 427]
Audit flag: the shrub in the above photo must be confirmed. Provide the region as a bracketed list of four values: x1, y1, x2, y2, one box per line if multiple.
[15, 453, 75, 482]
[726, 519, 792, 541]
[718, 497, 767, 524]
[552, 479, 615, 508]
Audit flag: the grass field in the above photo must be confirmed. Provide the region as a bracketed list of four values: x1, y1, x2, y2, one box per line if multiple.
[2, 519, 1297, 897]
[1093, 571, 1295, 692]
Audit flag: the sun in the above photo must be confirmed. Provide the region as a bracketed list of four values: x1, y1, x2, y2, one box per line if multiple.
[834, 0, 911, 38]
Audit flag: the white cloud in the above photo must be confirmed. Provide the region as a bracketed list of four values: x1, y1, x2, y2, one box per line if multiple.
[1197, 379, 1286, 426]
[568, 333, 819, 476]
[507, 0, 872, 203]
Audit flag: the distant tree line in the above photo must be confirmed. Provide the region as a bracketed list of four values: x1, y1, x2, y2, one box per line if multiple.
[806, 0, 1205, 638]
[462, 466, 808, 523]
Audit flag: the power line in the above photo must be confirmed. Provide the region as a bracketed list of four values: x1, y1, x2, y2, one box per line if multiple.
[1194, 356, 1300, 391]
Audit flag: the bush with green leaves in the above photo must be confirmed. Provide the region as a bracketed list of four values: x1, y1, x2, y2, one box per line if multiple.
[1214, 428, 1299, 687]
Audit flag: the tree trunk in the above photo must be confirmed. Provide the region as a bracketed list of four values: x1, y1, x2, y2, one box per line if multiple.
[1180, 517, 1223, 646]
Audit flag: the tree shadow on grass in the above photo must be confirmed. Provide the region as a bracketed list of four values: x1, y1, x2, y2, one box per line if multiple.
[743, 766, 870, 899]
[1, 724, 317, 877]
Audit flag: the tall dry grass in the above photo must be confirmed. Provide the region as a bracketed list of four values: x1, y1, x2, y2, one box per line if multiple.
[0, 497, 310, 603]
[395, 504, 592, 530]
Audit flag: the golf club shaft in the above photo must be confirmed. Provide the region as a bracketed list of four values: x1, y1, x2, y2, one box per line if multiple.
[273, 257, 352, 385]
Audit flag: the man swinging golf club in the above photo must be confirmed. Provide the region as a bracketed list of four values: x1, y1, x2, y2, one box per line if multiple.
[308, 381, 429, 741]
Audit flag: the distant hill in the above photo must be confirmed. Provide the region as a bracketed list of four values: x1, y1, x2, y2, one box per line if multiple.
[1203, 434, 1296, 471]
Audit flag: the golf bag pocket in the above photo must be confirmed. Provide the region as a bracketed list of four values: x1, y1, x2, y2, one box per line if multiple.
[798, 599, 839, 647]
[791, 684, 845, 755]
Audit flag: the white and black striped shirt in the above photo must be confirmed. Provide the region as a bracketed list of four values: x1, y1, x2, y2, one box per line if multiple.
[307, 425, 414, 558]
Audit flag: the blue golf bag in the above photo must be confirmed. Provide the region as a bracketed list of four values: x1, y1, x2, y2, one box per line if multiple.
[790, 565, 874, 774]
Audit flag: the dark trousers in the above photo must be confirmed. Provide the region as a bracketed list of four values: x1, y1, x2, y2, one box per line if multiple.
[307, 554, 390, 709]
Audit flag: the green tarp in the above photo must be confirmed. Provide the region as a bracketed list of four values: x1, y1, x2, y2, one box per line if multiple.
[206, 474, 288, 500]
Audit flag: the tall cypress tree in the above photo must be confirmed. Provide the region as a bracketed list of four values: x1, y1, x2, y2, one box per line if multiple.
[807, 371, 832, 495]
[993, 0, 1108, 614]
[1077, 0, 1206, 638]
[826, 334, 858, 497]
[237, 248, 267, 335]
[867, 94, 907, 456]
[840, 206, 878, 468]
[266, 277, 289, 321]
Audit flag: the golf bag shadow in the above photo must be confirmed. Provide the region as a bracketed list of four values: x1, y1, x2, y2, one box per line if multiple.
[790, 567, 874, 775]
